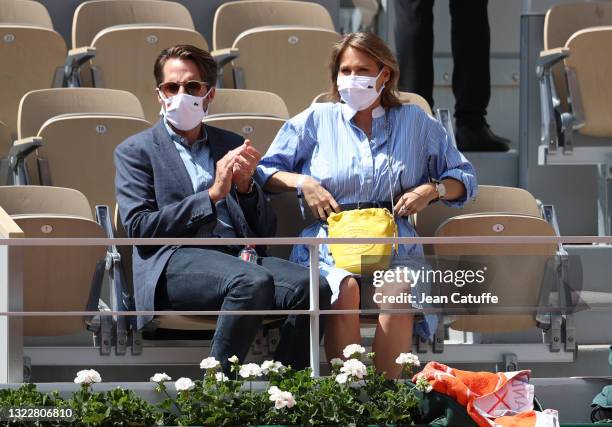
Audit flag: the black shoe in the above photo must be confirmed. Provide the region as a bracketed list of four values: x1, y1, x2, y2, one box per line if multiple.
[455, 124, 511, 152]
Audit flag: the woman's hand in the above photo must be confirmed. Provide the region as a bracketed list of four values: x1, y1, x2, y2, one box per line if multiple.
[301, 176, 340, 220]
[393, 183, 438, 217]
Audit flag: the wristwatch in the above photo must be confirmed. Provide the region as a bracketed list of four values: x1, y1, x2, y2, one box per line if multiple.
[434, 181, 446, 200]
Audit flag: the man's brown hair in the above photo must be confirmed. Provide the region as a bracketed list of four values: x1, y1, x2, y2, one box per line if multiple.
[328, 32, 401, 109]
[154, 44, 217, 87]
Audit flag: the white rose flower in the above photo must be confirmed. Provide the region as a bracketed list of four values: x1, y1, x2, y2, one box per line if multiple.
[239, 363, 262, 379]
[342, 344, 366, 359]
[329, 358, 344, 367]
[174, 377, 195, 392]
[261, 360, 285, 375]
[200, 356, 220, 370]
[335, 373, 349, 384]
[267, 385, 281, 395]
[395, 352, 421, 367]
[268, 387, 296, 409]
[228, 355, 239, 364]
[74, 369, 101, 385]
[150, 373, 171, 383]
[415, 376, 433, 393]
[340, 359, 367, 379]
[215, 372, 229, 382]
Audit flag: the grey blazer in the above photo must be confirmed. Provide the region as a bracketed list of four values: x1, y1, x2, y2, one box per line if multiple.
[114, 120, 277, 329]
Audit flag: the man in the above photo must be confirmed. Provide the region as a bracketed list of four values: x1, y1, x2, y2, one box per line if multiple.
[114, 44, 331, 372]
[394, 0, 511, 151]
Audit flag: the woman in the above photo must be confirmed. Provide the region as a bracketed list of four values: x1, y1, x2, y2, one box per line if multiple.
[256, 32, 477, 378]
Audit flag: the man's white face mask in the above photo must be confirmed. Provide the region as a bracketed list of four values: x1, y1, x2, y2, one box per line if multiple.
[337, 69, 385, 112]
[158, 86, 213, 131]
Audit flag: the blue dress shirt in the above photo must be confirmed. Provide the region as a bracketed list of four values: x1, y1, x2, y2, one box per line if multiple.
[163, 120, 235, 238]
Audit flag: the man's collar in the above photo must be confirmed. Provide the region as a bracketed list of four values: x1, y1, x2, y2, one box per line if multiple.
[163, 119, 207, 148]
[341, 103, 386, 121]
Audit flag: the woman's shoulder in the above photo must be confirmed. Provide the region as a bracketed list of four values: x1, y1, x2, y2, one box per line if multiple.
[288, 102, 343, 127]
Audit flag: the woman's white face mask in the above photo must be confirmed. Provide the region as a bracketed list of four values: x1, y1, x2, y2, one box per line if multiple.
[158, 86, 213, 131]
[337, 69, 384, 112]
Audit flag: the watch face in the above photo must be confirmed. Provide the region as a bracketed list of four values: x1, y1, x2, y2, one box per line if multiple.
[437, 183, 446, 199]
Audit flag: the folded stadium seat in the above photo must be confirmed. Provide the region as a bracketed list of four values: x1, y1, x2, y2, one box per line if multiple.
[416, 186, 574, 363]
[212, 0, 341, 116]
[7, 88, 149, 215]
[0, 186, 112, 365]
[537, 2, 612, 235]
[204, 89, 289, 154]
[0, 0, 67, 142]
[67, 0, 234, 124]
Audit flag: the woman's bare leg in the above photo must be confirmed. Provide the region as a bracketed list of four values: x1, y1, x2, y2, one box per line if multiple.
[373, 314, 414, 378]
[324, 277, 361, 360]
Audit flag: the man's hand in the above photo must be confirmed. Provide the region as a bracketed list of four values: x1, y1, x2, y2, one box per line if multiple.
[232, 139, 261, 193]
[301, 176, 340, 220]
[208, 149, 238, 204]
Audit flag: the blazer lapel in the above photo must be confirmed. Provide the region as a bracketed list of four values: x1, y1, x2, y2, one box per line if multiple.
[152, 120, 195, 197]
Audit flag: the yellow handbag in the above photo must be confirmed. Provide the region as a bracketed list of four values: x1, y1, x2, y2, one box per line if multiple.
[327, 207, 397, 275]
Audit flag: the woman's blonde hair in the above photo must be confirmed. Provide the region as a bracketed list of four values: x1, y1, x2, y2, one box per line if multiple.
[328, 32, 401, 109]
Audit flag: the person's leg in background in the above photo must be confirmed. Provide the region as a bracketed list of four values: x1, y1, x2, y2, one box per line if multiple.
[259, 256, 332, 371]
[450, 0, 510, 151]
[394, 0, 435, 108]
[155, 247, 275, 373]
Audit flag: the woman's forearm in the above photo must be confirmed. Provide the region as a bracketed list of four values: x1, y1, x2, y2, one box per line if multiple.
[263, 171, 303, 192]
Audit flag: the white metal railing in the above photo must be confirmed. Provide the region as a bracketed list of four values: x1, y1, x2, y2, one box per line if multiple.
[2, 235, 612, 382]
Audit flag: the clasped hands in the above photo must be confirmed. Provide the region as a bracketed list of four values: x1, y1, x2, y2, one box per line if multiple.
[300, 175, 438, 220]
[209, 139, 261, 203]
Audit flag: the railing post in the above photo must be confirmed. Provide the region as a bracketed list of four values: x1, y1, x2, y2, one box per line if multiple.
[0, 245, 23, 383]
[308, 244, 320, 377]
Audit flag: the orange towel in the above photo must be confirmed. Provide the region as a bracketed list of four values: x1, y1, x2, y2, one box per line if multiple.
[413, 362, 559, 427]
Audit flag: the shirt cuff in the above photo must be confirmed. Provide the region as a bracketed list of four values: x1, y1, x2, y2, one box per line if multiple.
[439, 169, 477, 208]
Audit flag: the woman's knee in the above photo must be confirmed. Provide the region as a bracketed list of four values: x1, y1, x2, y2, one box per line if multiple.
[334, 277, 360, 308]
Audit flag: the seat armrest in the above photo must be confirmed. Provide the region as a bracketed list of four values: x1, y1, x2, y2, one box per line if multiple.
[536, 48, 570, 74]
[8, 137, 42, 185]
[211, 48, 239, 88]
[95, 205, 135, 355]
[211, 47, 239, 67]
[63, 46, 96, 87]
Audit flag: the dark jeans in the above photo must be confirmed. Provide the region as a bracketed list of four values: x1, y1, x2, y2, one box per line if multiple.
[394, 0, 491, 128]
[155, 247, 331, 372]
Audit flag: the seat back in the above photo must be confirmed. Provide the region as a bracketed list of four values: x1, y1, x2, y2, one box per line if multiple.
[233, 27, 341, 116]
[33, 114, 150, 213]
[203, 116, 285, 154]
[18, 88, 145, 139]
[415, 185, 541, 244]
[0, 186, 93, 219]
[0, 0, 53, 28]
[434, 214, 557, 333]
[0, 25, 66, 139]
[213, 0, 334, 50]
[543, 2, 612, 111]
[11, 215, 106, 336]
[267, 192, 313, 260]
[209, 89, 290, 118]
[72, 0, 195, 47]
[564, 27, 612, 137]
[398, 91, 432, 116]
[90, 26, 208, 123]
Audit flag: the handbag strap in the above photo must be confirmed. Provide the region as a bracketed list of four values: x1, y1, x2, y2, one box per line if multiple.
[384, 112, 399, 253]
